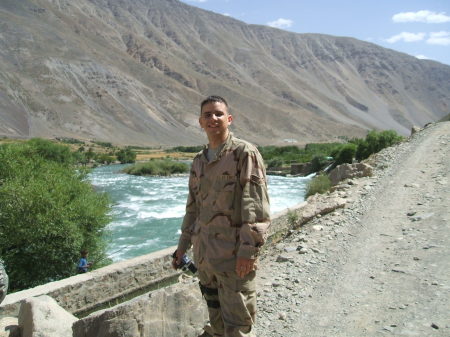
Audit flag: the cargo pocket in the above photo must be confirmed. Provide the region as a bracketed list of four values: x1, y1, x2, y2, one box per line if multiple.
[206, 216, 238, 262]
[216, 270, 256, 326]
[212, 175, 237, 211]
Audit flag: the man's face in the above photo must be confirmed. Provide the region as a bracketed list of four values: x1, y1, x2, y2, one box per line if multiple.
[199, 101, 233, 138]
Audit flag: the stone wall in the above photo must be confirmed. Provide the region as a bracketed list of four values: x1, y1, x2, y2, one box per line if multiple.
[0, 247, 179, 318]
[290, 162, 313, 176]
[0, 197, 342, 321]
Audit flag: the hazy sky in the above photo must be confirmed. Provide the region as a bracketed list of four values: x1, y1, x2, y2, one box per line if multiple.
[180, 0, 450, 66]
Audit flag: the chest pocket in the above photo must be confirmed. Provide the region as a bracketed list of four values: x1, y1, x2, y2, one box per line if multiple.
[212, 175, 237, 212]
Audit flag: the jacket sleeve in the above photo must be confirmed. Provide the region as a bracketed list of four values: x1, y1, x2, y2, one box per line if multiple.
[237, 148, 271, 259]
[177, 169, 197, 253]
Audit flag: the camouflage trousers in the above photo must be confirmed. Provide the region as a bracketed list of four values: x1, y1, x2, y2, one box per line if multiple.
[198, 269, 257, 337]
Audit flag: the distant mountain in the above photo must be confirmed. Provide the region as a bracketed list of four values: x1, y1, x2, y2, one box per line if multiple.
[0, 0, 449, 146]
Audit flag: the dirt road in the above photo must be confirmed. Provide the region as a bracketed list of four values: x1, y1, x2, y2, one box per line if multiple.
[256, 122, 450, 337]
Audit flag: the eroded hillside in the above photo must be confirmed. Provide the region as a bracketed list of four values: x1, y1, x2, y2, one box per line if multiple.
[0, 0, 449, 146]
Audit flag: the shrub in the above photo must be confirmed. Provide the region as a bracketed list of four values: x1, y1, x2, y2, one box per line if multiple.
[94, 141, 113, 148]
[259, 143, 344, 167]
[57, 137, 85, 145]
[122, 159, 189, 176]
[267, 158, 284, 169]
[287, 210, 299, 227]
[116, 148, 137, 164]
[95, 153, 114, 164]
[27, 138, 75, 165]
[0, 141, 111, 291]
[355, 139, 371, 161]
[335, 143, 357, 165]
[310, 155, 329, 172]
[355, 130, 403, 161]
[305, 175, 332, 198]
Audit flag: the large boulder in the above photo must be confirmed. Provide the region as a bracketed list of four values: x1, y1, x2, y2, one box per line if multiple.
[302, 193, 347, 222]
[73, 279, 208, 337]
[411, 125, 421, 135]
[18, 295, 78, 337]
[328, 163, 373, 186]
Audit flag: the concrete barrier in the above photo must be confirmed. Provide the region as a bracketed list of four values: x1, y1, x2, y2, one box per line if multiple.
[0, 246, 179, 318]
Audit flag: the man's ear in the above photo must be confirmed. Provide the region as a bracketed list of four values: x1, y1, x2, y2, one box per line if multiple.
[227, 114, 233, 124]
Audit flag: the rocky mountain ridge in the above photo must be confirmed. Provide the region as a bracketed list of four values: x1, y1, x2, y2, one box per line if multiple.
[0, 0, 449, 146]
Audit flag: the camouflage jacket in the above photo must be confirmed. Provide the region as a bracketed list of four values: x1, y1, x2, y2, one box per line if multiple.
[178, 133, 271, 272]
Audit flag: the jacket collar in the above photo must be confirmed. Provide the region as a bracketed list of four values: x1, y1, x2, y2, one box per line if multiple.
[200, 132, 234, 164]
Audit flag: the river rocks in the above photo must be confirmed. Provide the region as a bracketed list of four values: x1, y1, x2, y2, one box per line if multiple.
[18, 295, 77, 337]
[329, 163, 373, 186]
[297, 247, 308, 254]
[276, 255, 293, 262]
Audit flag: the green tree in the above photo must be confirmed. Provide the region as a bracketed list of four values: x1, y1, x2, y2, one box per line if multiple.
[116, 148, 136, 164]
[95, 153, 114, 164]
[354, 139, 371, 161]
[310, 155, 329, 172]
[355, 130, 403, 161]
[335, 143, 357, 165]
[27, 138, 74, 165]
[0, 140, 111, 291]
[85, 147, 95, 162]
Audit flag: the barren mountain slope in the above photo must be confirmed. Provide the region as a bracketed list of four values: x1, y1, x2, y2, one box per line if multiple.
[0, 0, 449, 146]
[256, 122, 450, 336]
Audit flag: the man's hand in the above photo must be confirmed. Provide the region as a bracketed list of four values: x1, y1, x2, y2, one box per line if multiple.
[172, 249, 186, 270]
[236, 257, 255, 278]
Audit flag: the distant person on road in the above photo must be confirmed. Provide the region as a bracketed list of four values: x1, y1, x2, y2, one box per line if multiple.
[173, 95, 271, 337]
[77, 250, 92, 273]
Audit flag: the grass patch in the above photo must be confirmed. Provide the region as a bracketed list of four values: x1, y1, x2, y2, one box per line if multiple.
[287, 210, 299, 227]
[305, 175, 332, 198]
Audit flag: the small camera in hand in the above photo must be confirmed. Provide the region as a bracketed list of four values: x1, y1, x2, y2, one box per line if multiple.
[172, 250, 197, 274]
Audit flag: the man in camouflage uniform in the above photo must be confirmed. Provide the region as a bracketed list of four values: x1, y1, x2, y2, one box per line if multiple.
[173, 96, 270, 337]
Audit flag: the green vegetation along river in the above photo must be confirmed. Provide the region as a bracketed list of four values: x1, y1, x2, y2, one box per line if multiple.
[89, 164, 313, 262]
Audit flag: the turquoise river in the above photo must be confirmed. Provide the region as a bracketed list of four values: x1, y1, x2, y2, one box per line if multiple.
[88, 164, 313, 262]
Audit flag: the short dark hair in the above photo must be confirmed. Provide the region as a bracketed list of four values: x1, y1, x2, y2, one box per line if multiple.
[200, 95, 228, 111]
